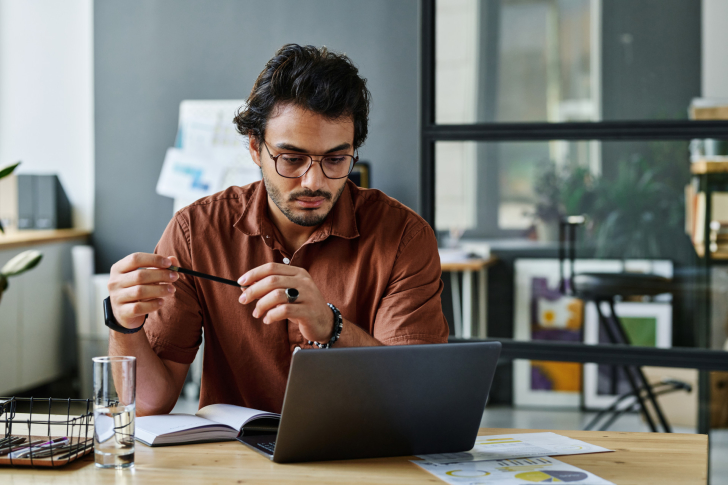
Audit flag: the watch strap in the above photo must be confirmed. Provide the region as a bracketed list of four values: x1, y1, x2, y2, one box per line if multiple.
[103, 296, 147, 334]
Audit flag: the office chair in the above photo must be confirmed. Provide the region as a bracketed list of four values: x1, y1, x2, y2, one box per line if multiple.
[559, 216, 689, 433]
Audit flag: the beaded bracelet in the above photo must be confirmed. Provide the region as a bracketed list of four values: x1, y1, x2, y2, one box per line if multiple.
[308, 303, 343, 349]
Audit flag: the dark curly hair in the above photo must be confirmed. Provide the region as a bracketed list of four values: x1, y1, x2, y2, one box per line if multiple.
[234, 44, 370, 149]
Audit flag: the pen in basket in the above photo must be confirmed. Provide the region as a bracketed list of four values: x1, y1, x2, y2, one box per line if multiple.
[7, 437, 68, 459]
[0, 437, 28, 455]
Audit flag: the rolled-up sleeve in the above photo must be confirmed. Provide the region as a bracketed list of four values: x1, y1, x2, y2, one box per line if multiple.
[372, 222, 449, 345]
[144, 213, 203, 364]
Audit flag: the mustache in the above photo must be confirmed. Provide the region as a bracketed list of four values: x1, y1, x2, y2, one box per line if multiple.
[288, 189, 332, 202]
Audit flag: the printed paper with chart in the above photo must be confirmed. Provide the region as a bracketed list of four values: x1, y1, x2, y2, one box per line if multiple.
[416, 432, 612, 464]
[413, 456, 615, 485]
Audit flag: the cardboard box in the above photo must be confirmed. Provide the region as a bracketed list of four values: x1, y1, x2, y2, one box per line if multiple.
[712, 371, 728, 428]
[642, 367, 728, 429]
[642, 367, 698, 428]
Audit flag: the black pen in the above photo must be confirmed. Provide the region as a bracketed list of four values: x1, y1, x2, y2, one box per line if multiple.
[168, 265, 249, 289]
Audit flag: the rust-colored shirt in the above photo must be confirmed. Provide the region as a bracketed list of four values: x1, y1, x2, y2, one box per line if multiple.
[145, 180, 448, 413]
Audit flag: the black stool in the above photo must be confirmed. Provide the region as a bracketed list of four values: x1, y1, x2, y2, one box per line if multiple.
[559, 216, 690, 433]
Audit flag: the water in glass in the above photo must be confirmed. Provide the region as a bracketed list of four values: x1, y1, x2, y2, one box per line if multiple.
[94, 403, 135, 468]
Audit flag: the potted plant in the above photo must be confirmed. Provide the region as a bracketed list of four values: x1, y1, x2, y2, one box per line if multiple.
[0, 161, 43, 304]
[590, 154, 686, 260]
[533, 142, 689, 260]
[533, 162, 595, 241]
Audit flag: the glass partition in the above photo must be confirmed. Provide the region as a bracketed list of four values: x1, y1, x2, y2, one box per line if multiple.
[435, 0, 700, 124]
[435, 139, 690, 250]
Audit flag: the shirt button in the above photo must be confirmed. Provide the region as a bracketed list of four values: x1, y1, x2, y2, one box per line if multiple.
[293, 346, 301, 354]
[283, 257, 290, 264]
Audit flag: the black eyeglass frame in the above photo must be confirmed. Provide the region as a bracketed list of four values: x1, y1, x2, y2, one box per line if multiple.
[261, 140, 358, 179]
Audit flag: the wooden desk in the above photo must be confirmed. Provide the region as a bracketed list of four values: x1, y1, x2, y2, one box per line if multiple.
[441, 257, 498, 339]
[1, 428, 707, 484]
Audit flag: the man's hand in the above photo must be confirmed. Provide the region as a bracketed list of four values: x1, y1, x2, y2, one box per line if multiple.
[108, 253, 180, 330]
[238, 263, 334, 343]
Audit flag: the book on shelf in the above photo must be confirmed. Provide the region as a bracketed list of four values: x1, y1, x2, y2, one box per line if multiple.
[685, 183, 695, 236]
[689, 192, 728, 245]
[135, 404, 280, 447]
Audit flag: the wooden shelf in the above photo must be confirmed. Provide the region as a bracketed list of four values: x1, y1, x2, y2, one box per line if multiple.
[690, 105, 728, 120]
[690, 159, 728, 174]
[0, 229, 90, 250]
[441, 256, 498, 272]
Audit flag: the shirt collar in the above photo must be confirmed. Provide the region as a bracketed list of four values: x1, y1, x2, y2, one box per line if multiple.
[233, 180, 360, 242]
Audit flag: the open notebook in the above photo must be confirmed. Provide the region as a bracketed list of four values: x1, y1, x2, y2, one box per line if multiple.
[135, 404, 280, 447]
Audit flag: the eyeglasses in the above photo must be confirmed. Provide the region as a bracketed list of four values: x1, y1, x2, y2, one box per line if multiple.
[262, 140, 358, 179]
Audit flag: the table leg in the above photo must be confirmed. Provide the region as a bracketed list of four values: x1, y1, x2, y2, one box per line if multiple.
[478, 267, 487, 338]
[450, 271, 462, 338]
[463, 270, 473, 339]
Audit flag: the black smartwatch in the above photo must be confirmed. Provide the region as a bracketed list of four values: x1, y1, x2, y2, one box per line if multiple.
[103, 296, 147, 334]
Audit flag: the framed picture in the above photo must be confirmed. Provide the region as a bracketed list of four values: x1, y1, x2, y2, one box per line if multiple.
[513, 259, 672, 409]
[583, 301, 672, 410]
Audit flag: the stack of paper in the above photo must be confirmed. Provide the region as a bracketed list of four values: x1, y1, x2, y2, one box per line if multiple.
[413, 432, 614, 485]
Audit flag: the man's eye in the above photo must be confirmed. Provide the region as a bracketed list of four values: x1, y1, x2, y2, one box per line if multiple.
[282, 155, 307, 164]
[324, 156, 346, 165]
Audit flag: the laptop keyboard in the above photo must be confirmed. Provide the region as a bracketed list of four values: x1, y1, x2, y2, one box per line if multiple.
[257, 441, 276, 454]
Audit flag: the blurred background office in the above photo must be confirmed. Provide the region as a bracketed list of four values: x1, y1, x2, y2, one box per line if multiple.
[0, 0, 727, 482]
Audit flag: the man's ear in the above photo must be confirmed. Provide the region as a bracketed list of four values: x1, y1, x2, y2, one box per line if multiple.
[249, 135, 262, 168]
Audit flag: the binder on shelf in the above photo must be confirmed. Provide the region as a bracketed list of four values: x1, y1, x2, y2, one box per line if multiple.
[35, 175, 71, 229]
[15, 175, 71, 230]
[16, 175, 34, 229]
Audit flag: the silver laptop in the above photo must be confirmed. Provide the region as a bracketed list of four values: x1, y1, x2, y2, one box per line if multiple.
[237, 342, 501, 463]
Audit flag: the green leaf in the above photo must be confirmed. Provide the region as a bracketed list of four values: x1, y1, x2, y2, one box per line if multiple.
[0, 161, 21, 180]
[1, 250, 43, 277]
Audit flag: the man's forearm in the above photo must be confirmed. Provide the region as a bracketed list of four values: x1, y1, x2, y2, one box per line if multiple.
[108, 331, 180, 416]
[333, 318, 382, 347]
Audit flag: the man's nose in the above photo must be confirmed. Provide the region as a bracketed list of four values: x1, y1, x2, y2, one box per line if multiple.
[300, 159, 327, 191]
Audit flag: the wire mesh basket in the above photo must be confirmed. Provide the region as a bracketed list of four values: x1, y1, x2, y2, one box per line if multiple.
[0, 396, 94, 467]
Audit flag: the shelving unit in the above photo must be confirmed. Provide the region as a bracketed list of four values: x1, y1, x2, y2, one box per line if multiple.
[688, 106, 728, 435]
[0, 229, 90, 395]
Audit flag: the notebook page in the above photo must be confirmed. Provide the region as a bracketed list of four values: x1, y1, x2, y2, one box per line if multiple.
[196, 404, 279, 431]
[136, 414, 231, 439]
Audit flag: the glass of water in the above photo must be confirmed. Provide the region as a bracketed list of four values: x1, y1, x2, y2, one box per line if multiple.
[93, 356, 136, 468]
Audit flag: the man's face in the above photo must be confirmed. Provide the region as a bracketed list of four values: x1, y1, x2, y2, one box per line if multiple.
[250, 104, 355, 227]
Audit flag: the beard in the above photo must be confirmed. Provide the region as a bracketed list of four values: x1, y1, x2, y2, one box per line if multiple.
[263, 173, 346, 227]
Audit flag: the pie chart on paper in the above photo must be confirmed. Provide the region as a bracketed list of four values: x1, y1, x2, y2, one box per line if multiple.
[515, 470, 590, 482]
[445, 469, 491, 478]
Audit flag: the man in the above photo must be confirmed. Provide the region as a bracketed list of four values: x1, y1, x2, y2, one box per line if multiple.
[107, 44, 448, 416]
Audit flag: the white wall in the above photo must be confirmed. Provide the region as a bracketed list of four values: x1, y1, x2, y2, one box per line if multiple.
[0, 0, 95, 230]
[702, 0, 728, 98]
